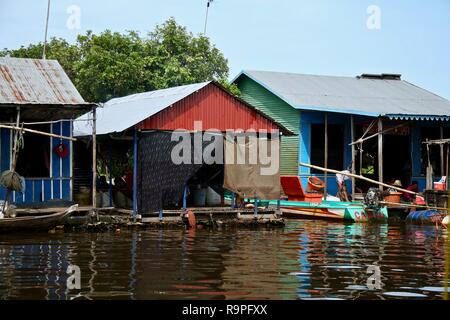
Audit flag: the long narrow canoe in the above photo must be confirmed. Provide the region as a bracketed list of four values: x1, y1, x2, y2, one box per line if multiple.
[269, 200, 388, 222]
[0, 204, 77, 233]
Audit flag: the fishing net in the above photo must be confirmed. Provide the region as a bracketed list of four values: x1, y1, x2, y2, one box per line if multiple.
[0, 170, 26, 192]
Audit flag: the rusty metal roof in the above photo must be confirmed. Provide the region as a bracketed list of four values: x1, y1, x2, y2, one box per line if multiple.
[0, 57, 87, 105]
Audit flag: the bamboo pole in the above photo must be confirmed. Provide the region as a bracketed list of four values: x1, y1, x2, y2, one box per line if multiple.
[299, 162, 418, 195]
[379, 200, 449, 212]
[0, 124, 76, 141]
[378, 117, 383, 190]
[349, 122, 408, 146]
[350, 115, 355, 196]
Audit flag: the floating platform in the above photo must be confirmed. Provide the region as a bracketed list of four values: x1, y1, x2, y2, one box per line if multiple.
[16, 205, 284, 231]
[142, 207, 284, 228]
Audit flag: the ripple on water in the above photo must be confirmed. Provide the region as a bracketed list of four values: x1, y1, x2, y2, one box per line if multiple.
[383, 291, 428, 298]
[345, 285, 368, 291]
[419, 286, 449, 293]
[0, 220, 447, 300]
[320, 265, 362, 270]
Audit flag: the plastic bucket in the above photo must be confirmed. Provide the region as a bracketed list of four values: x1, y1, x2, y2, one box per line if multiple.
[193, 188, 207, 206]
[307, 176, 325, 192]
[206, 187, 221, 206]
[385, 192, 402, 203]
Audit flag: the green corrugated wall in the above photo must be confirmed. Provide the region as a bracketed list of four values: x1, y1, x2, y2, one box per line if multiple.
[235, 75, 300, 175]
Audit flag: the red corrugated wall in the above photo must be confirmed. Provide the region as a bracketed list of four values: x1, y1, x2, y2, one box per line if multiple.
[136, 83, 281, 132]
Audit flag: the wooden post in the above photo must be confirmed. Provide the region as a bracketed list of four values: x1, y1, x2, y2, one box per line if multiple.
[132, 129, 138, 218]
[447, 145, 449, 190]
[108, 142, 113, 207]
[378, 117, 383, 190]
[92, 106, 97, 214]
[350, 115, 356, 196]
[426, 139, 433, 190]
[441, 127, 445, 176]
[324, 113, 328, 198]
[1, 107, 21, 214]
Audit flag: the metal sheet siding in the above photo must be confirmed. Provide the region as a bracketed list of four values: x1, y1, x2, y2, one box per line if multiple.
[137, 83, 281, 132]
[235, 76, 300, 175]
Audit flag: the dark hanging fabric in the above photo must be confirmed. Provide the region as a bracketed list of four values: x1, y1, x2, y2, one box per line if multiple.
[137, 131, 211, 214]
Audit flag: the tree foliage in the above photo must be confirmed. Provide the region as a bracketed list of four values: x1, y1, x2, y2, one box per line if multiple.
[1, 18, 239, 102]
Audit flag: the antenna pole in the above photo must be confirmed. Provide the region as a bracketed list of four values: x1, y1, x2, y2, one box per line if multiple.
[203, 0, 212, 35]
[43, 0, 51, 59]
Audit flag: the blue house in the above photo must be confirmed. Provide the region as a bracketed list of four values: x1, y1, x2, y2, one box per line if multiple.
[0, 57, 94, 205]
[233, 70, 450, 196]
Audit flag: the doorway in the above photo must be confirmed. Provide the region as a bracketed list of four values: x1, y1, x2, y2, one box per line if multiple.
[383, 134, 411, 187]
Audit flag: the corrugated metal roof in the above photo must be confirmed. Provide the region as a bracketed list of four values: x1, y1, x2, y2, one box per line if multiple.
[74, 82, 211, 136]
[0, 57, 87, 105]
[234, 70, 450, 119]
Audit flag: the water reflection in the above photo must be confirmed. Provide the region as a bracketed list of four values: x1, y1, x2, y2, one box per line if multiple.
[0, 220, 448, 300]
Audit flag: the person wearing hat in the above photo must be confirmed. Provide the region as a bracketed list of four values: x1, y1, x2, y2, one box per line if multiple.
[388, 180, 402, 192]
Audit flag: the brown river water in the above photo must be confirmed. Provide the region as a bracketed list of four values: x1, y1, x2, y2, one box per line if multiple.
[0, 220, 449, 300]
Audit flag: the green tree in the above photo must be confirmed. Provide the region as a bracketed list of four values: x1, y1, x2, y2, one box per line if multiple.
[1, 17, 239, 102]
[1, 38, 81, 81]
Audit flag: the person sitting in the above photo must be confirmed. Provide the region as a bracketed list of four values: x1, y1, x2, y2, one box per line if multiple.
[388, 180, 402, 192]
[336, 170, 351, 201]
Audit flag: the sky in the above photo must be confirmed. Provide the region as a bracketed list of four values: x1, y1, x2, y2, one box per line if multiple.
[1, 0, 449, 99]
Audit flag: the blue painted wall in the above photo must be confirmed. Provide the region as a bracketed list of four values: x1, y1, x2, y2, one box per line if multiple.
[0, 120, 73, 205]
[298, 112, 450, 196]
[298, 111, 354, 196]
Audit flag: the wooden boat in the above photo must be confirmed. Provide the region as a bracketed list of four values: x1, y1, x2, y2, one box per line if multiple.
[278, 176, 388, 222]
[0, 204, 77, 233]
[275, 200, 388, 222]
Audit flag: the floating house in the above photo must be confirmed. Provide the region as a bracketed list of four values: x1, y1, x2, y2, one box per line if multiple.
[0, 57, 94, 205]
[74, 81, 291, 215]
[233, 70, 450, 196]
